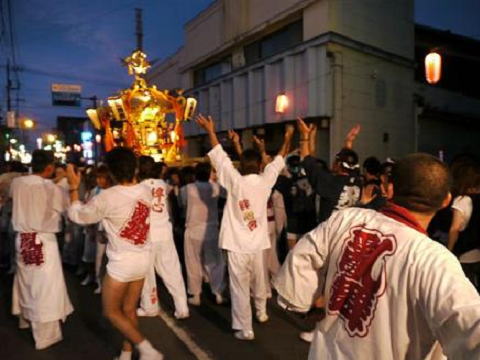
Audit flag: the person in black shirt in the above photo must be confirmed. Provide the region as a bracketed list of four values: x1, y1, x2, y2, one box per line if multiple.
[297, 118, 362, 223]
[275, 155, 317, 249]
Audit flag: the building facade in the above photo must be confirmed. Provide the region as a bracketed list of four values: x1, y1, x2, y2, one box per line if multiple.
[147, 0, 417, 161]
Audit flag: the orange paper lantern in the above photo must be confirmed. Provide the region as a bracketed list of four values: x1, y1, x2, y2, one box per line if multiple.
[425, 52, 442, 85]
[275, 94, 289, 113]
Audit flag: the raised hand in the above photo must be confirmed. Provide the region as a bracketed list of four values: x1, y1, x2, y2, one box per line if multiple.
[195, 114, 215, 133]
[344, 124, 361, 149]
[285, 123, 295, 139]
[296, 117, 313, 139]
[228, 129, 240, 144]
[66, 164, 81, 190]
[253, 135, 266, 153]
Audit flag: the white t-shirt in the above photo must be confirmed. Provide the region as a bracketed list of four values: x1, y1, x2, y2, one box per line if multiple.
[274, 205, 480, 360]
[451, 195, 480, 263]
[452, 196, 472, 231]
[141, 178, 173, 242]
[180, 181, 223, 229]
[208, 144, 285, 253]
[10, 175, 66, 233]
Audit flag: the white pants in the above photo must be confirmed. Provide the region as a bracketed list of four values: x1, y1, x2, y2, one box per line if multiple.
[31, 320, 62, 350]
[184, 226, 226, 296]
[227, 251, 267, 331]
[139, 239, 188, 314]
[264, 224, 280, 295]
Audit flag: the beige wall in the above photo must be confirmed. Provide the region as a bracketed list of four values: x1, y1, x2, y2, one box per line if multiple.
[183, 1, 224, 68]
[322, 0, 414, 59]
[146, 51, 183, 90]
[327, 43, 415, 160]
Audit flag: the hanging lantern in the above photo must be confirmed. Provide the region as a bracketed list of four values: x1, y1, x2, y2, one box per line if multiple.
[275, 93, 289, 113]
[425, 51, 442, 85]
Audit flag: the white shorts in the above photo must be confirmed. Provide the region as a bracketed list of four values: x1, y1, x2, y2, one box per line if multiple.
[106, 251, 150, 283]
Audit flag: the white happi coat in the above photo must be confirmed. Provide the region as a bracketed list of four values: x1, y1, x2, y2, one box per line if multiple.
[274, 204, 480, 360]
[138, 179, 188, 315]
[180, 180, 226, 296]
[10, 175, 73, 323]
[208, 144, 285, 253]
[68, 184, 152, 282]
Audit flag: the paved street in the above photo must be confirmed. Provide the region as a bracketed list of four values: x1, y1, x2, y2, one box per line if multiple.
[1, 268, 311, 359]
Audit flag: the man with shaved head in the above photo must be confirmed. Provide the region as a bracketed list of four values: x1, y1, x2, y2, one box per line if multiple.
[275, 152, 480, 360]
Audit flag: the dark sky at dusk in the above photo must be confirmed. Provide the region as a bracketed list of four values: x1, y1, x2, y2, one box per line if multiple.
[1, 0, 479, 142]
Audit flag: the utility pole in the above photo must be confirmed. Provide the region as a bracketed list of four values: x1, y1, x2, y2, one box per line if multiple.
[6, 59, 12, 112]
[135, 8, 143, 51]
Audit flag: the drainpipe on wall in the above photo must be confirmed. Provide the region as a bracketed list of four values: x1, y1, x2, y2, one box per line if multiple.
[327, 49, 344, 166]
[413, 93, 425, 153]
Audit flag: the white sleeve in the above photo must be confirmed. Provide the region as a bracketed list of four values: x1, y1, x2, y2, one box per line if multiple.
[417, 245, 480, 358]
[52, 184, 68, 213]
[273, 217, 331, 312]
[273, 190, 286, 235]
[68, 195, 106, 225]
[207, 144, 241, 191]
[262, 155, 285, 188]
[451, 196, 472, 217]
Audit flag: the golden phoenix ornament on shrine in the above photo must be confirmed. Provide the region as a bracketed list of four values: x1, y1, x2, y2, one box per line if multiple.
[86, 49, 197, 163]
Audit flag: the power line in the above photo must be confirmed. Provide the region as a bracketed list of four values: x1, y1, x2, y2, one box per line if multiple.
[0, 64, 128, 88]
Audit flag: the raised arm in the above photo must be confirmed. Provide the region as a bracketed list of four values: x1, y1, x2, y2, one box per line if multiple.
[228, 130, 243, 157]
[196, 114, 219, 149]
[277, 124, 295, 158]
[309, 123, 318, 156]
[197, 115, 240, 190]
[297, 117, 314, 159]
[344, 124, 361, 150]
[66, 164, 81, 203]
[253, 135, 271, 166]
[66, 163, 105, 224]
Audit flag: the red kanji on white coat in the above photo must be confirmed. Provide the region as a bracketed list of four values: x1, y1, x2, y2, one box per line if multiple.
[119, 201, 150, 246]
[152, 187, 165, 213]
[20, 233, 44, 266]
[328, 226, 397, 337]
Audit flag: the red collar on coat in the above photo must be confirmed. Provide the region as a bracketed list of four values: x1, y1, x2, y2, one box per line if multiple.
[380, 202, 427, 235]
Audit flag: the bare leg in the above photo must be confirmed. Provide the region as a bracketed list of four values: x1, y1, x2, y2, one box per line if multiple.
[121, 279, 145, 352]
[102, 274, 145, 346]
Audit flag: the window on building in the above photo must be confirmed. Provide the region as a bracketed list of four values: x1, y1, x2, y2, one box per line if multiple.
[194, 58, 232, 87]
[244, 20, 303, 65]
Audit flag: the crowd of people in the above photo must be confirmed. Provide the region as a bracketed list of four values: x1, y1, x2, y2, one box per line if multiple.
[1, 115, 480, 360]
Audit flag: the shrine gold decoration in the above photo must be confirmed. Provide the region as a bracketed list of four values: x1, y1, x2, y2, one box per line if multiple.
[86, 49, 197, 163]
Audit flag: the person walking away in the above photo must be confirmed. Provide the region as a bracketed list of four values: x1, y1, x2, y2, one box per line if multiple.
[181, 162, 226, 306]
[196, 114, 293, 341]
[67, 148, 163, 360]
[274, 153, 480, 359]
[136, 155, 190, 320]
[10, 150, 73, 350]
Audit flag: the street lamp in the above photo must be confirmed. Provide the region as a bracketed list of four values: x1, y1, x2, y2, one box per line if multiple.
[23, 119, 35, 129]
[46, 134, 56, 143]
